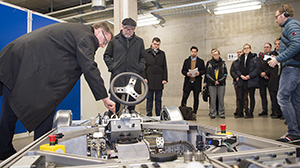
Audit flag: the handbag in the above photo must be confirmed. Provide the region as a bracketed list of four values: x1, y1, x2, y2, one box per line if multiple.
[202, 85, 209, 102]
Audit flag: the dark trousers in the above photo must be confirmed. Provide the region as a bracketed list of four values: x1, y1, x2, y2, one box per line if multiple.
[234, 84, 249, 114]
[269, 90, 282, 115]
[259, 82, 268, 113]
[181, 82, 200, 114]
[146, 90, 162, 116]
[239, 87, 256, 115]
[0, 85, 55, 157]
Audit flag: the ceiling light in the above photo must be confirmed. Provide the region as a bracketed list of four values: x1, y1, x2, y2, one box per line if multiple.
[214, 0, 261, 15]
[137, 14, 161, 27]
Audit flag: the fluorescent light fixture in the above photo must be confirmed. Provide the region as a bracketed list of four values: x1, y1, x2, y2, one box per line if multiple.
[137, 14, 160, 27]
[214, 0, 261, 15]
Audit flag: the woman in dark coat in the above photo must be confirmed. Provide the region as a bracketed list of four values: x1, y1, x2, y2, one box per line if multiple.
[236, 44, 260, 118]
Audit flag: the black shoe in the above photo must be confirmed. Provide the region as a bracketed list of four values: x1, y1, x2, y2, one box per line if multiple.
[220, 115, 226, 119]
[276, 135, 300, 143]
[210, 116, 216, 119]
[270, 112, 277, 117]
[258, 112, 268, 116]
[234, 114, 244, 118]
[245, 113, 254, 119]
[272, 114, 282, 119]
[280, 115, 285, 120]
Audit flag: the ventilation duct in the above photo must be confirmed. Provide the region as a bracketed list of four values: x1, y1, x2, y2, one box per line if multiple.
[92, 0, 106, 10]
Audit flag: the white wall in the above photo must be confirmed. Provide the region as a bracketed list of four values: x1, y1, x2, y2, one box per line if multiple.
[80, 1, 300, 119]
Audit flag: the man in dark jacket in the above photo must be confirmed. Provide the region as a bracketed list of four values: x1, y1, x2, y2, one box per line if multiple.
[0, 22, 116, 160]
[181, 46, 206, 114]
[266, 49, 282, 119]
[269, 4, 300, 142]
[230, 49, 249, 117]
[104, 18, 146, 113]
[258, 43, 272, 116]
[144, 37, 168, 116]
[236, 44, 260, 118]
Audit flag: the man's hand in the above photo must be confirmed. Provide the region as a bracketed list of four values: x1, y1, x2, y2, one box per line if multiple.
[145, 79, 148, 83]
[187, 72, 191, 77]
[215, 81, 219, 85]
[195, 71, 200, 76]
[260, 72, 266, 78]
[268, 58, 279, 68]
[102, 97, 115, 114]
[162, 80, 167, 84]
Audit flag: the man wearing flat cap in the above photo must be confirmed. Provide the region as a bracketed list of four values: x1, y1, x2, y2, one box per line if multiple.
[104, 18, 146, 113]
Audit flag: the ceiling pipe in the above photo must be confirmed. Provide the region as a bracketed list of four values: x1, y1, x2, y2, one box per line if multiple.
[60, 7, 113, 21]
[149, 0, 221, 13]
[46, 3, 91, 16]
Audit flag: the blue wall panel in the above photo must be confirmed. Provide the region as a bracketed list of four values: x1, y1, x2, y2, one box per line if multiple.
[31, 14, 81, 120]
[0, 4, 28, 134]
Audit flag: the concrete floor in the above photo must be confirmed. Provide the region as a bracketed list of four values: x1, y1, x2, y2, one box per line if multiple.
[11, 109, 287, 153]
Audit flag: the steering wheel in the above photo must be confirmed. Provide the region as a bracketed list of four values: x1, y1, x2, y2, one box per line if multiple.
[110, 72, 148, 106]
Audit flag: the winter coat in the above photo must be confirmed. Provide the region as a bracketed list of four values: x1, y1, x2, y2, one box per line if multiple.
[103, 31, 146, 81]
[258, 52, 271, 85]
[0, 23, 108, 131]
[266, 51, 281, 92]
[144, 48, 168, 90]
[277, 17, 300, 66]
[230, 58, 239, 85]
[205, 58, 228, 86]
[181, 56, 206, 92]
[237, 52, 260, 89]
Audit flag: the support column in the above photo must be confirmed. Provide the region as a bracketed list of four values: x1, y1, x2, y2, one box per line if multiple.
[113, 0, 137, 34]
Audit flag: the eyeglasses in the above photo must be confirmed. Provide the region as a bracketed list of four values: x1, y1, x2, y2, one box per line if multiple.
[275, 13, 283, 19]
[102, 31, 108, 45]
[124, 27, 135, 32]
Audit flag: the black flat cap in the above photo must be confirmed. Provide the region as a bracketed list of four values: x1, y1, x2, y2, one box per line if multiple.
[122, 18, 136, 27]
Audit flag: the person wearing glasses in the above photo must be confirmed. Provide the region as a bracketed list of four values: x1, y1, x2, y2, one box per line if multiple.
[236, 44, 260, 119]
[0, 22, 115, 160]
[143, 37, 168, 117]
[104, 18, 146, 114]
[257, 43, 272, 117]
[230, 49, 249, 118]
[205, 48, 228, 119]
[268, 4, 300, 142]
[181, 46, 206, 115]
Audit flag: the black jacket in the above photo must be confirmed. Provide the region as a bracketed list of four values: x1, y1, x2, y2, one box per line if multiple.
[265, 51, 281, 91]
[205, 58, 228, 86]
[181, 56, 206, 92]
[258, 52, 271, 85]
[103, 31, 146, 81]
[230, 58, 239, 85]
[237, 52, 260, 88]
[0, 23, 108, 131]
[144, 47, 168, 90]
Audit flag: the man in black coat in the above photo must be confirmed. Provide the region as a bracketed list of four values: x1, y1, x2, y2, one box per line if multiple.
[103, 18, 146, 113]
[181, 46, 206, 114]
[144, 37, 168, 116]
[230, 49, 249, 117]
[258, 43, 272, 116]
[236, 44, 260, 118]
[0, 22, 115, 160]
